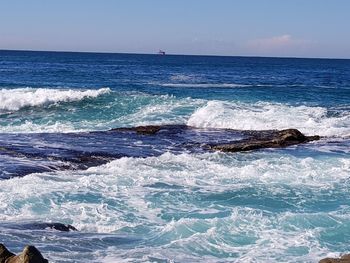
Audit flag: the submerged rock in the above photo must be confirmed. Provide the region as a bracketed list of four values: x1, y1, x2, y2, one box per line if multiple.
[0, 244, 48, 263]
[319, 254, 350, 263]
[211, 128, 320, 152]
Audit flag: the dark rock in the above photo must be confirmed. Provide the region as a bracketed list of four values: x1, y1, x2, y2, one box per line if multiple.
[319, 254, 350, 263]
[133, 125, 162, 135]
[211, 129, 320, 152]
[0, 245, 48, 263]
[1, 125, 322, 178]
[33, 223, 77, 232]
[110, 125, 162, 135]
[0, 222, 77, 233]
[0, 244, 15, 263]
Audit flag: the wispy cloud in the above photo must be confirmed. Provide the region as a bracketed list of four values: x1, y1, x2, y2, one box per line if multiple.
[247, 34, 313, 56]
[250, 34, 293, 48]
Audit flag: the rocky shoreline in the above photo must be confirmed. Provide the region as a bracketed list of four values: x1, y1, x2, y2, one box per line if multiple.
[0, 244, 48, 263]
[112, 125, 321, 151]
[1, 241, 349, 262]
[0, 125, 322, 179]
[0, 223, 77, 262]
[210, 128, 320, 152]
[1, 126, 335, 262]
[319, 254, 350, 263]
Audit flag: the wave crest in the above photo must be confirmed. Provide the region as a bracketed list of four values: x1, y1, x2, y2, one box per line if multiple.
[0, 87, 111, 113]
[187, 101, 350, 137]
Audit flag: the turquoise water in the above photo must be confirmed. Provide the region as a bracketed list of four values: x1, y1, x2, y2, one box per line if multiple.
[0, 51, 349, 262]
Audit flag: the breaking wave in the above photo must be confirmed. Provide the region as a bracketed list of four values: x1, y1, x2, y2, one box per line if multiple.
[187, 101, 350, 137]
[1, 89, 349, 138]
[0, 87, 111, 113]
[0, 93, 203, 133]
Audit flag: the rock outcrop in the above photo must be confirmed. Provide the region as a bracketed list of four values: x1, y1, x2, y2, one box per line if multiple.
[1, 125, 321, 178]
[0, 244, 14, 263]
[211, 128, 320, 152]
[30, 223, 77, 232]
[319, 254, 350, 263]
[111, 126, 321, 152]
[0, 244, 48, 263]
[110, 125, 163, 135]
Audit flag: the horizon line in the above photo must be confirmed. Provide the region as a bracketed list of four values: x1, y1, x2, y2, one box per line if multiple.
[0, 48, 349, 61]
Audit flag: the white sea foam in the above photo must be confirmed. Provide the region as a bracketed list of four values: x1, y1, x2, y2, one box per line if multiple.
[0, 120, 86, 133]
[117, 95, 204, 127]
[187, 101, 350, 137]
[0, 152, 349, 226]
[0, 87, 111, 112]
[169, 74, 199, 82]
[0, 152, 349, 262]
[1, 93, 349, 137]
[0, 93, 204, 133]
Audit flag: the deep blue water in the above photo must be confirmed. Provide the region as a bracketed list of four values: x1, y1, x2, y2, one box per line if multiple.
[0, 50, 349, 262]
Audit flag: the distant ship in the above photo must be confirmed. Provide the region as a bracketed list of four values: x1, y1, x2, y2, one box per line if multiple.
[158, 50, 166, 55]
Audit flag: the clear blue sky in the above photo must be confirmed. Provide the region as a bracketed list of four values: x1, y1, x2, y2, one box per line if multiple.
[1, 0, 350, 58]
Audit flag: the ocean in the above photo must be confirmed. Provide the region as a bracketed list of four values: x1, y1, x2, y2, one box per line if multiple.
[0, 50, 349, 262]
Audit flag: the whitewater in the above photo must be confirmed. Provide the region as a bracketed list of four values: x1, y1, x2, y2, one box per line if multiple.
[0, 88, 349, 138]
[0, 51, 349, 262]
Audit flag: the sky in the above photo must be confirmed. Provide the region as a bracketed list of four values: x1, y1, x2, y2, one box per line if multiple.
[1, 0, 350, 58]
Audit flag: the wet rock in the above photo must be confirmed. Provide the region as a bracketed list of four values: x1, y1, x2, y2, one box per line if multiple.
[1, 126, 322, 178]
[1, 222, 78, 233]
[0, 244, 48, 263]
[0, 244, 15, 263]
[110, 125, 162, 135]
[211, 129, 320, 152]
[319, 254, 350, 263]
[110, 124, 191, 135]
[32, 223, 77, 232]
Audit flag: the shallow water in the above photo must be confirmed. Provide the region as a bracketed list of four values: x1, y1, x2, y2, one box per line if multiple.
[0, 51, 349, 262]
